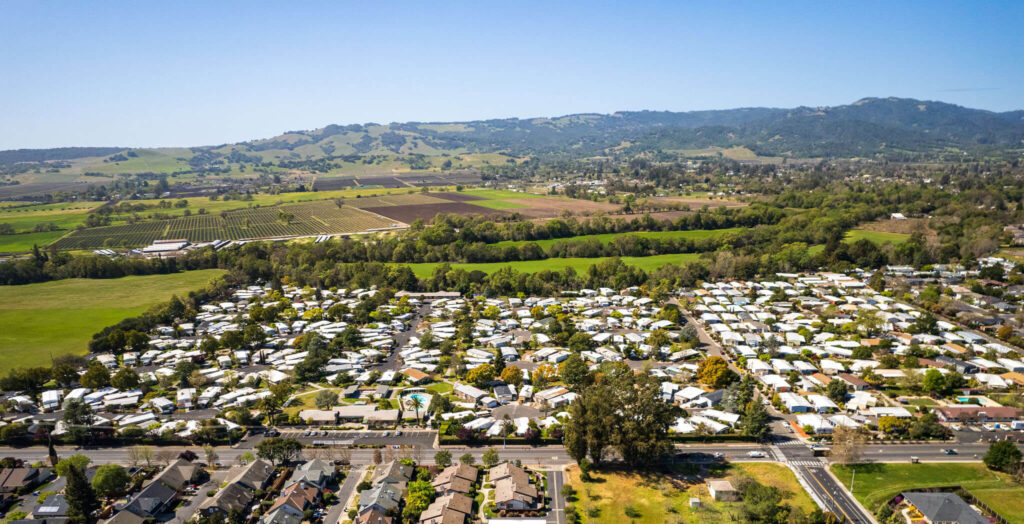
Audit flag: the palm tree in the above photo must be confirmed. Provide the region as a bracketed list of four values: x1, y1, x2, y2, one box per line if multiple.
[410, 395, 424, 427]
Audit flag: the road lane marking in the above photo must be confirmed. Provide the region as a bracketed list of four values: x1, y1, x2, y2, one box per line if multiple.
[804, 466, 855, 524]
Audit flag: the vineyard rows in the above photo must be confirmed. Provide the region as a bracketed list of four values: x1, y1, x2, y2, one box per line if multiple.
[51, 201, 398, 250]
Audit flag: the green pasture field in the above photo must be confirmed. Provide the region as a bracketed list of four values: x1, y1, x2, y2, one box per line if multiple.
[844, 229, 910, 244]
[0, 269, 226, 372]
[402, 253, 701, 278]
[0, 201, 99, 214]
[0, 208, 93, 233]
[468, 199, 528, 209]
[831, 463, 1024, 521]
[464, 189, 545, 200]
[489, 228, 745, 250]
[0, 230, 69, 253]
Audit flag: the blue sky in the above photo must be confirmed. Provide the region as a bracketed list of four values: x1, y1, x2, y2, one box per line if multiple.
[1, 1, 1021, 149]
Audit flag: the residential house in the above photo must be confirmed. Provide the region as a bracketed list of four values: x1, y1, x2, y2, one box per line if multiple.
[198, 459, 273, 517]
[489, 463, 539, 511]
[262, 482, 319, 524]
[0, 467, 52, 495]
[120, 459, 197, 519]
[900, 492, 987, 524]
[358, 483, 402, 515]
[707, 480, 738, 502]
[419, 492, 472, 524]
[288, 459, 334, 489]
[432, 463, 478, 495]
[356, 508, 393, 524]
[370, 461, 413, 489]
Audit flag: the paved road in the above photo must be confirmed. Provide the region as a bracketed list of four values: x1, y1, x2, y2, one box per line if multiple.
[17, 439, 1016, 467]
[801, 465, 873, 524]
[547, 470, 566, 524]
[324, 466, 364, 524]
[372, 302, 431, 373]
[771, 439, 874, 524]
[275, 428, 436, 448]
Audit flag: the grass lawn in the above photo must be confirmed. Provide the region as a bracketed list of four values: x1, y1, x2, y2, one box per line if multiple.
[0, 269, 226, 372]
[831, 463, 1024, 521]
[489, 228, 745, 250]
[284, 388, 343, 416]
[567, 462, 816, 524]
[402, 253, 702, 278]
[425, 382, 453, 395]
[844, 229, 910, 245]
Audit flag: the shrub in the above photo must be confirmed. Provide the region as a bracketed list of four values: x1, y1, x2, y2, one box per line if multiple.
[624, 504, 641, 518]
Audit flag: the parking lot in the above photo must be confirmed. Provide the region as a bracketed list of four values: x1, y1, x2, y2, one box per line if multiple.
[271, 428, 437, 448]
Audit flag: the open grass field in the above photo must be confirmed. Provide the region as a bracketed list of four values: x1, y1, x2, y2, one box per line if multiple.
[830, 463, 1024, 522]
[0, 230, 70, 253]
[667, 146, 770, 161]
[402, 253, 701, 278]
[844, 229, 911, 244]
[567, 462, 815, 524]
[464, 189, 545, 200]
[468, 199, 528, 210]
[0, 269, 226, 372]
[489, 228, 745, 250]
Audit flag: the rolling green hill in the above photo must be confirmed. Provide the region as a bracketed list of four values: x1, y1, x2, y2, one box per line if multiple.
[4, 98, 1023, 180]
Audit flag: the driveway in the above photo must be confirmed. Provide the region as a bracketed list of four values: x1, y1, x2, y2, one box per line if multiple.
[166, 468, 229, 524]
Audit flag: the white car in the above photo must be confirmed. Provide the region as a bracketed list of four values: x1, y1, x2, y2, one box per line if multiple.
[747, 451, 766, 458]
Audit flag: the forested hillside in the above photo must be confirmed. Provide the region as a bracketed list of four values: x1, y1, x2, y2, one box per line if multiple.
[5, 98, 1023, 166]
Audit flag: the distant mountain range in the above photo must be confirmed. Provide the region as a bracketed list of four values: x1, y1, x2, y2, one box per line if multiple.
[4, 97, 1023, 164]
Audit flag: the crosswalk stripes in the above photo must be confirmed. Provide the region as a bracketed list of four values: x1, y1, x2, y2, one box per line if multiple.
[775, 440, 806, 447]
[788, 460, 824, 467]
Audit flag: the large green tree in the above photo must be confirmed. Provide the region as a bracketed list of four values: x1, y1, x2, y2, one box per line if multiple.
[560, 353, 590, 392]
[66, 462, 99, 524]
[256, 437, 302, 465]
[565, 362, 679, 467]
[92, 464, 130, 500]
[739, 400, 770, 441]
[984, 441, 1022, 473]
